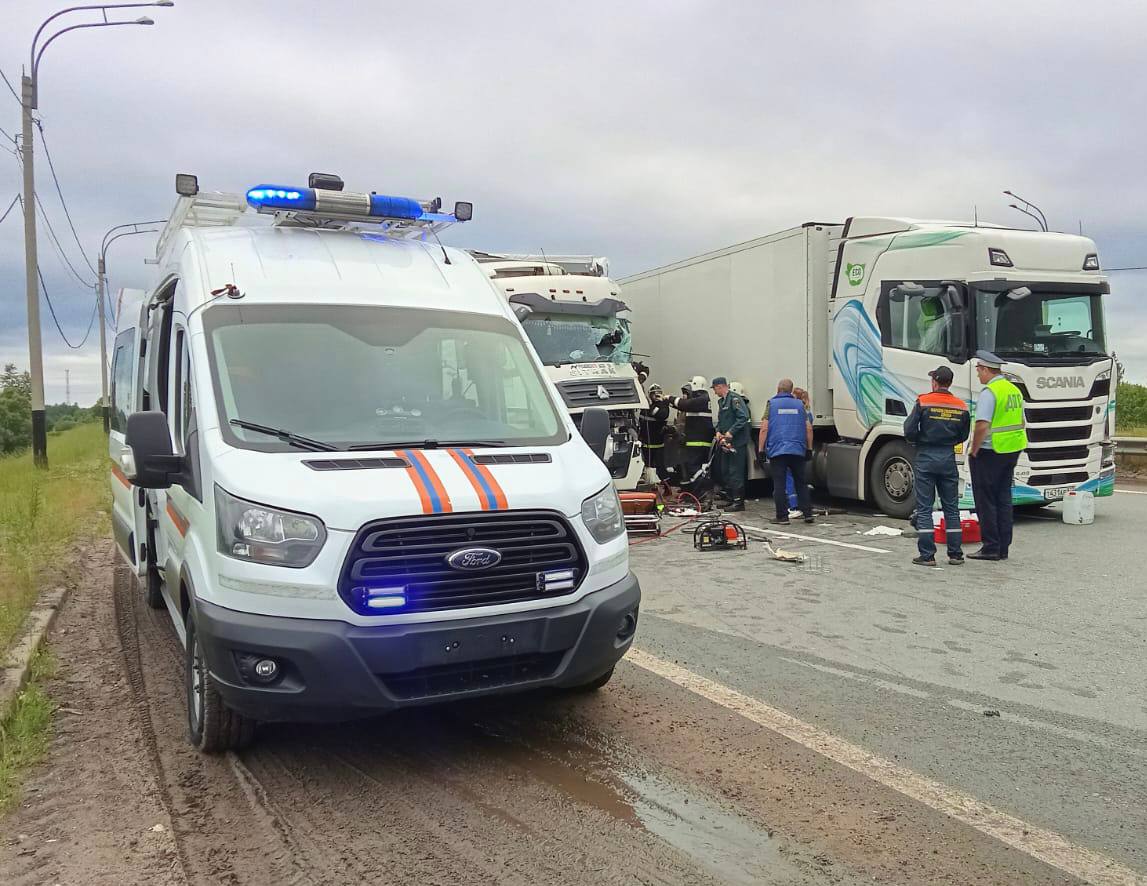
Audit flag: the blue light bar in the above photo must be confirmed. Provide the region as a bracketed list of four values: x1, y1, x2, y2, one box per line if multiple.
[368, 194, 423, 220]
[246, 185, 316, 211]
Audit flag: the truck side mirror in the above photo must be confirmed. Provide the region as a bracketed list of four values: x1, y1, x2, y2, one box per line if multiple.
[579, 407, 611, 461]
[938, 282, 968, 357]
[125, 411, 183, 489]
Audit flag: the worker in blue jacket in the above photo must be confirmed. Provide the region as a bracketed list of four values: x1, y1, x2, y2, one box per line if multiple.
[758, 378, 814, 525]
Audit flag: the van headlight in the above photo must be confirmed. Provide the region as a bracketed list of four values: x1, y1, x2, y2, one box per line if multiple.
[215, 486, 326, 568]
[581, 485, 625, 544]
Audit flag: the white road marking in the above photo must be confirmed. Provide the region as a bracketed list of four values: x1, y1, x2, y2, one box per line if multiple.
[628, 648, 1144, 886]
[780, 656, 932, 699]
[739, 523, 892, 554]
[1116, 488, 1147, 496]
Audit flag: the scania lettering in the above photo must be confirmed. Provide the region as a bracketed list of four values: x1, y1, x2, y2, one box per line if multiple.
[474, 252, 650, 489]
[108, 173, 639, 752]
[621, 218, 1115, 517]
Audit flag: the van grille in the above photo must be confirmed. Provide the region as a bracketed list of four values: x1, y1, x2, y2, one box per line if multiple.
[339, 511, 587, 614]
[557, 378, 640, 408]
[379, 652, 564, 699]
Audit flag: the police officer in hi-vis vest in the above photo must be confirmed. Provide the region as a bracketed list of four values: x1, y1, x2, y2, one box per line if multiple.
[968, 350, 1029, 561]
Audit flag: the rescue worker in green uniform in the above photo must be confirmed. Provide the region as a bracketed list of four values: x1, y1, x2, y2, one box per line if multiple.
[968, 350, 1029, 561]
[712, 376, 750, 511]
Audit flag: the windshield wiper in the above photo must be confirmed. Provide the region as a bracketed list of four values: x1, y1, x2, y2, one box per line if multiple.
[229, 419, 339, 452]
[347, 439, 508, 451]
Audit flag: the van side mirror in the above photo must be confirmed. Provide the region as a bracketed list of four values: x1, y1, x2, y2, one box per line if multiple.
[125, 411, 183, 489]
[579, 407, 611, 461]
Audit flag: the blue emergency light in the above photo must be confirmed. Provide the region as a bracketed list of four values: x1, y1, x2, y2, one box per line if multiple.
[245, 183, 467, 224]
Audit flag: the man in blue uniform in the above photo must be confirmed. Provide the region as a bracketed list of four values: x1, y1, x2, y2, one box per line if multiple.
[903, 365, 971, 567]
[759, 378, 814, 525]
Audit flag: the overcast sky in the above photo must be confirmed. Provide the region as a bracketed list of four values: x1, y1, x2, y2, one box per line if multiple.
[2, 0, 1145, 405]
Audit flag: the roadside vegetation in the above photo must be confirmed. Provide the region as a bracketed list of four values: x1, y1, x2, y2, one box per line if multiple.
[1115, 381, 1147, 436]
[0, 650, 56, 811]
[0, 421, 109, 648]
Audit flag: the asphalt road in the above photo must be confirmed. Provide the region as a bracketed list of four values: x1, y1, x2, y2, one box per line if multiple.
[2, 486, 1144, 885]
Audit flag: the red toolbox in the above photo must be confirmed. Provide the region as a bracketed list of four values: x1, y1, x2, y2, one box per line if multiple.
[934, 515, 982, 544]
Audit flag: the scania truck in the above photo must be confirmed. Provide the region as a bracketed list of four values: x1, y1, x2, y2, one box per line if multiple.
[475, 252, 649, 489]
[109, 174, 640, 752]
[620, 217, 1116, 517]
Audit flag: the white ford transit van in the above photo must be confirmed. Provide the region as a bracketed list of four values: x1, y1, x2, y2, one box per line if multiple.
[109, 174, 639, 752]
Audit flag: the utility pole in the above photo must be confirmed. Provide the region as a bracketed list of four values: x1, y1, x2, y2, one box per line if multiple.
[19, 2, 173, 468]
[65, 369, 71, 404]
[20, 74, 47, 466]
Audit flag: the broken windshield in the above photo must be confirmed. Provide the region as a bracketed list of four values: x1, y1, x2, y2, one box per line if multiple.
[521, 315, 633, 366]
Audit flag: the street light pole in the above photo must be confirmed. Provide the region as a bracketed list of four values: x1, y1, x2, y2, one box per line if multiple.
[19, 1, 173, 468]
[97, 221, 162, 432]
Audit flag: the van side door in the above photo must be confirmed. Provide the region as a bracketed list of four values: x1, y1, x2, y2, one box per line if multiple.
[109, 325, 142, 570]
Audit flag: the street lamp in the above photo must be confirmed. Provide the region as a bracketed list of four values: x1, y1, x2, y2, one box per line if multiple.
[19, 1, 173, 468]
[97, 221, 163, 432]
[1002, 190, 1048, 232]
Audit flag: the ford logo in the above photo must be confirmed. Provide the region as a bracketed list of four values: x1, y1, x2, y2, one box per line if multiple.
[446, 547, 502, 571]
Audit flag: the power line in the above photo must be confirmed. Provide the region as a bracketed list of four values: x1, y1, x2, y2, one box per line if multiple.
[0, 67, 19, 105]
[1107, 266, 1147, 272]
[33, 191, 97, 289]
[37, 264, 99, 350]
[0, 194, 19, 225]
[35, 120, 97, 277]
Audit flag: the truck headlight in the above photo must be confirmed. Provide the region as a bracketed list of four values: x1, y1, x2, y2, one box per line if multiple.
[581, 485, 625, 544]
[1096, 368, 1111, 382]
[215, 486, 326, 568]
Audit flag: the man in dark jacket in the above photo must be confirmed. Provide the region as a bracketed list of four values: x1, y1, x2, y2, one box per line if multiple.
[712, 376, 750, 511]
[904, 366, 971, 567]
[638, 384, 671, 482]
[667, 375, 715, 481]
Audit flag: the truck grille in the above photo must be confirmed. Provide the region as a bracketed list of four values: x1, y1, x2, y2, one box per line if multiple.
[1025, 405, 1093, 423]
[1028, 471, 1090, 487]
[1027, 425, 1091, 444]
[557, 378, 640, 408]
[339, 511, 587, 614]
[379, 652, 564, 699]
[1026, 446, 1089, 463]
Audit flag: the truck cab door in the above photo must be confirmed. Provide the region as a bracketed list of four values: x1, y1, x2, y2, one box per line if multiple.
[875, 280, 972, 419]
[108, 291, 150, 575]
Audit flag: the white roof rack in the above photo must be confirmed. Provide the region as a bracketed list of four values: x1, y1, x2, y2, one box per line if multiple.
[156, 191, 247, 257]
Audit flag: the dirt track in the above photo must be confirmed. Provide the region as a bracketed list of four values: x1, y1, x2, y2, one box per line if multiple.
[1, 544, 1075, 885]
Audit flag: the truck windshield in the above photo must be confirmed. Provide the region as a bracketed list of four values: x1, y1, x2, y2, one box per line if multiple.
[975, 288, 1107, 360]
[203, 304, 565, 452]
[520, 315, 633, 366]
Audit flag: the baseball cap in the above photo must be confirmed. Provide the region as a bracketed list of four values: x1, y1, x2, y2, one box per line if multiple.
[710, 376, 728, 388]
[928, 366, 954, 386]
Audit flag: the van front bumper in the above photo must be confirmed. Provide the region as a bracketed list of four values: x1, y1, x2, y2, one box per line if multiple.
[193, 573, 640, 722]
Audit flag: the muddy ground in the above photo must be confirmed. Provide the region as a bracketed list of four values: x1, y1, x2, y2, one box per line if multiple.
[0, 537, 1088, 886]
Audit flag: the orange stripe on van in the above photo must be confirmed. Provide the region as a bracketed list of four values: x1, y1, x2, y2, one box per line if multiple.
[111, 461, 131, 489]
[166, 500, 189, 537]
[463, 448, 508, 510]
[406, 449, 453, 514]
[397, 450, 435, 514]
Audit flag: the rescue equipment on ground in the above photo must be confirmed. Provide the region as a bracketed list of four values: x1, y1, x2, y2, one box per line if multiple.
[1062, 491, 1095, 525]
[932, 512, 982, 544]
[693, 520, 747, 551]
[620, 491, 661, 535]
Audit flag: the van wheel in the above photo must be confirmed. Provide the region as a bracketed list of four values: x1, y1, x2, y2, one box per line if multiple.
[869, 439, 915, 519]
[144, 515, 165, 610]
[568, 666, 615, 693]
[186, 616, 256, 753]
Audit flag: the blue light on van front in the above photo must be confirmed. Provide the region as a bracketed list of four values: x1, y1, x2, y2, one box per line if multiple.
[246, 185, 317, 211]
[353, 585, 407, 611]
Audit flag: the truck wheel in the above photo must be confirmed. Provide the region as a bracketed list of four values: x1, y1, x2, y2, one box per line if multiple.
[186, 616, 256, 753]
[144, 514, 165, 610]
[568, 666, 615, 693]
[868, 439, 915, 519]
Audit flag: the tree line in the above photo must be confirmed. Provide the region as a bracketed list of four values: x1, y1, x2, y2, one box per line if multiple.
[1, 364, 102, 455]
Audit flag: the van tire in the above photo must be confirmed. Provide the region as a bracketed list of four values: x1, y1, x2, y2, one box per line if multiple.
[868, 439, 915, 519]
[186, 616, 256, 753]
[144, 513, 165, 610]
[568, 666, 615, 693]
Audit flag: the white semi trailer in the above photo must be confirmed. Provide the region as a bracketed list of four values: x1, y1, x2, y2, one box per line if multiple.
[620, 217, 1116, 517]
[475, 253, 648, 490]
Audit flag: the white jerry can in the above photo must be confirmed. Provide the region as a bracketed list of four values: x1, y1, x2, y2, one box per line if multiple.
[1062, 491, 1095, 525]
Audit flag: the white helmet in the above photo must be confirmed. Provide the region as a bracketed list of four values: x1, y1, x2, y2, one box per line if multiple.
[729, 381, 746, 396]
[690, 375, 707, 392]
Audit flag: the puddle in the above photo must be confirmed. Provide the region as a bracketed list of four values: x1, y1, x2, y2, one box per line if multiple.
[469, 718, 804, 885]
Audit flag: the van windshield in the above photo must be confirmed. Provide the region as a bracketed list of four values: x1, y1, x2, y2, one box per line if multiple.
[202, 304, 566, 452]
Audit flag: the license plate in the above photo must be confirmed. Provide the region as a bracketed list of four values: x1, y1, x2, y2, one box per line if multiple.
[1042, 486, 1072, 500]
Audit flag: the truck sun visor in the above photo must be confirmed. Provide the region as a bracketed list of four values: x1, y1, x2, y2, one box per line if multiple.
[507, 291, 629, 318]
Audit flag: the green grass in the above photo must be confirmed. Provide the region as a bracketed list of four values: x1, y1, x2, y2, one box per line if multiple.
[1116, 426, 1147, 437]
[0, 648, 56, 811]
[0, 422, 110, 651]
